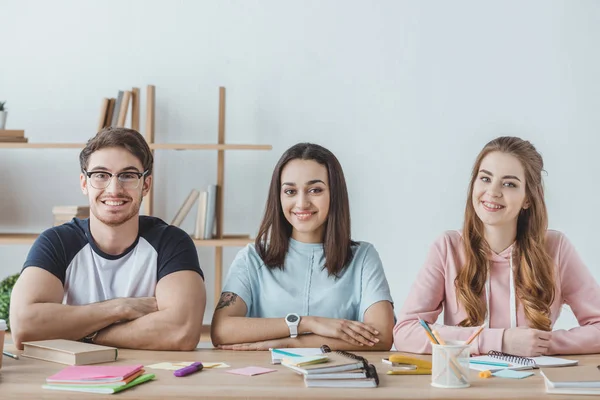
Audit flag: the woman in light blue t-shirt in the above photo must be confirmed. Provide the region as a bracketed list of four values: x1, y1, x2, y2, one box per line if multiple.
[211, 143, 394, 351]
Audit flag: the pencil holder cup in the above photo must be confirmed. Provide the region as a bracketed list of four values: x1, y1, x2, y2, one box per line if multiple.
[431, 340, 470, 389]
[0, 319, 6, 370]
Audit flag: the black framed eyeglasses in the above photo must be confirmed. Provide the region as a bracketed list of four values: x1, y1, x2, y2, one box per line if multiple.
[83, 170, 149, 190]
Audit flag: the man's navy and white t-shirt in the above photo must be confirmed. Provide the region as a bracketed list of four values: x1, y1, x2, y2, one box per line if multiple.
[23, 216, 204, 305]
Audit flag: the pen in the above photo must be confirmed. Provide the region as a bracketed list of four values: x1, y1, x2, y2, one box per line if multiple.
[470, 360, 510, 367]
[271, 348, 302, 357]
[174, 362, 203, 377]
[2, 351, 19, 360]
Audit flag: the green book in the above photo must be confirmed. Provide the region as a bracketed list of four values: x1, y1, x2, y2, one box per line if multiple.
[42, 373, 155, 394]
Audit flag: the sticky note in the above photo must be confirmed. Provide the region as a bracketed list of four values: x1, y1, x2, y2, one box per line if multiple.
[225, 366, 276, 376]
[203, 362, 230, 369]
[492, 369, 534, 379]
[147, 362, 230, 370]
[147, 362, 195, 370]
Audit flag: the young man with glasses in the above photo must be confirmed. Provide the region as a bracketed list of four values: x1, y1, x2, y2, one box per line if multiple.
[10, 127, 206, 351]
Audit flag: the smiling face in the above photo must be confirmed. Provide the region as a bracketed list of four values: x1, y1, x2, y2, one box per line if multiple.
[280, 159, 330, 243]
[472, 151, 529, 230]
[80, 147, 151, 227]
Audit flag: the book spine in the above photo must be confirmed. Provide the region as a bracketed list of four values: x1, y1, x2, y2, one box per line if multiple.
[117, 91, 131, 127]
[193, 191, 208, 239]
[97, 98, 110, 132]
[111, 91, 124, 127]
[105, 98, 116, 129]
[171, 189, 200, 227]
[203, 184, 217, 239]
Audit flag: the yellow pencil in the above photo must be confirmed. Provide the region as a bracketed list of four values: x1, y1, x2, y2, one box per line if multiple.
[431, 330, 446, 345]
[465, 325, 485, 345]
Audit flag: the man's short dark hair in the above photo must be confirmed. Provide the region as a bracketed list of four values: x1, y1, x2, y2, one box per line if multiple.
[79, 127, 153, 175]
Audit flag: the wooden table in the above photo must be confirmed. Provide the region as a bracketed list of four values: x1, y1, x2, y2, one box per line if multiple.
[0, 342, 595, 399]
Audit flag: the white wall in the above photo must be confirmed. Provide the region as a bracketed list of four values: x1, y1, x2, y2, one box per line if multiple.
[1, 0, 598, 328]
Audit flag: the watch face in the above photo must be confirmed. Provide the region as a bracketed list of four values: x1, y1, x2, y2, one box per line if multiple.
[286, 314, 299, 323]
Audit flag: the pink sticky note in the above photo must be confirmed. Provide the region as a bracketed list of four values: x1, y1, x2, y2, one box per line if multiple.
[225, 366, 276, 376]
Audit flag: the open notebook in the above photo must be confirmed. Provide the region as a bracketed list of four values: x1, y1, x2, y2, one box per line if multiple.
[469, 350, 578, 372]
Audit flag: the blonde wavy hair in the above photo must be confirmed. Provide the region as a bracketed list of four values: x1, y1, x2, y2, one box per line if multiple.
[455, 136, 555, 331]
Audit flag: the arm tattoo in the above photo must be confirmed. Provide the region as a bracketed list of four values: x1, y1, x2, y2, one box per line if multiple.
[216, 292, 238, 310]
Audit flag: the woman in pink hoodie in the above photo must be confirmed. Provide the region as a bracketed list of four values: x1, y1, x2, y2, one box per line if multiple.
[394, 136, 600, 357]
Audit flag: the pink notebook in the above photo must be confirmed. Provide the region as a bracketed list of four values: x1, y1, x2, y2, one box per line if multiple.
[47, 364, 144, 383]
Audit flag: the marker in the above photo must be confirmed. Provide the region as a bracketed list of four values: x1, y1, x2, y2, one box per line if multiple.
[174, 362, 203, 377]
[271, 348, 302, 357]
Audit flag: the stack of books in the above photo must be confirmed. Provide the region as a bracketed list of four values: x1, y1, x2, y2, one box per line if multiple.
[97, 89, 133, 131]
[281, 350, 379, 388]
[42, 364, 155, 394]
[0, 129, 28, 143]
[541, 366, 600, 395]
[53, 206, 90, 226]
[21, 339, 118, 365]
[171, 186, 217, 239]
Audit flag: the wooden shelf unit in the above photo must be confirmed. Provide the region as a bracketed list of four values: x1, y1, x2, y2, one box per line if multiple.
[0, 85, 271, 306]
[0, 143, 271, 150]
[0, 233, 254, 247]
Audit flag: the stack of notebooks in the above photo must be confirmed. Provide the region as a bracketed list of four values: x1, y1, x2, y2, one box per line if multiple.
[541, 366, 600, 395]
[52, 206, 90, 226]
[43, 364, 155, 394]
[0, 129, 28, 143]
[469, 350, 578, 372]
[279, 348, 379, 388]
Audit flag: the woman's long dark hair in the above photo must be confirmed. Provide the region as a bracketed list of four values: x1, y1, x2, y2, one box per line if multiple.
[255, 143, 356, 276]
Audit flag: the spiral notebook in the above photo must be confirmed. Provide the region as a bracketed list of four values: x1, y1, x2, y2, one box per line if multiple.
[469, 350, 578, 372]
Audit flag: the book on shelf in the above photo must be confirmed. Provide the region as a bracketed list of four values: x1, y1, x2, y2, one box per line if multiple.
[117, 91, 131, 127]
[0, 129, 25, 138]
[193, 191, 208, 239]
[171, 185, 218, 240]
[203, 184, 217, 239]
[97, 98, 110, 132]
[111, 90, 124, 127]
[52, 206, 90, 215]
[171, 189, 200, 227]
[22, 339, 118, 365]
[52, 205, 90, 226]
[0, 129, 28, 143]
[97, 86, 137, 131]
[104, 98, 116, 129]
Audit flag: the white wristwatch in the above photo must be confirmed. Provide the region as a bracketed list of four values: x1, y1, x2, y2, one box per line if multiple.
[285, 313, 301, 338]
